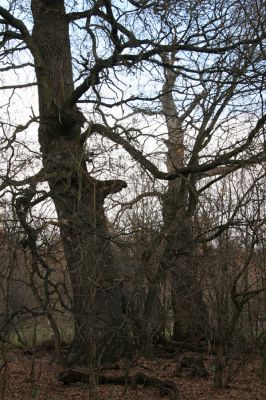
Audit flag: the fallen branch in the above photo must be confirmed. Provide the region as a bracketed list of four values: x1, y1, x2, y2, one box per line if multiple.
[155, 334, 211, 354]
[58, 369, 179, 400]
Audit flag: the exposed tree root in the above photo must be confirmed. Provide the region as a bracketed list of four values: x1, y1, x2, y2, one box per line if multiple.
[176, 354, 208, 378]
[58, 368, 180, 400]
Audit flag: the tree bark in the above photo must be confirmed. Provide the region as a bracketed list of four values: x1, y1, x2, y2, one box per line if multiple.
[160, 54, 208, 342]
[31, 0, 126, 365]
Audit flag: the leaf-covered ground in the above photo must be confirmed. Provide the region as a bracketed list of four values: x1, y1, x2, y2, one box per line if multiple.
[0, 351, 265, 399]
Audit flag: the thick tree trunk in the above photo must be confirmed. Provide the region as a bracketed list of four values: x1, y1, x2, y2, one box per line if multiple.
[162, 177, 203, 341]
[160, 55, 207, 342]
[31, 0, 126, 365]
[161, 210, 207, 341]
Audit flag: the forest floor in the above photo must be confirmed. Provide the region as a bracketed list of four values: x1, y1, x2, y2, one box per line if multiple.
[0, 349, 265, 400]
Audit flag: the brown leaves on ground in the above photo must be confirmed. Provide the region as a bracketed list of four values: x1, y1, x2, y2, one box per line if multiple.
[0, 351, 265, 400]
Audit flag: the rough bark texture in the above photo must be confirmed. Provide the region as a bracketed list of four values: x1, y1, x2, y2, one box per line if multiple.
[31, 0, 126, 365]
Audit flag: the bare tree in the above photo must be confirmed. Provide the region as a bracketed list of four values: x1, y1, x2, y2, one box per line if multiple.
[0, 0, 265, 372]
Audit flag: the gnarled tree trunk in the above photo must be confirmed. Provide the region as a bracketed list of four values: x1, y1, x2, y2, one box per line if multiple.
[31, 0, 126, 365]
